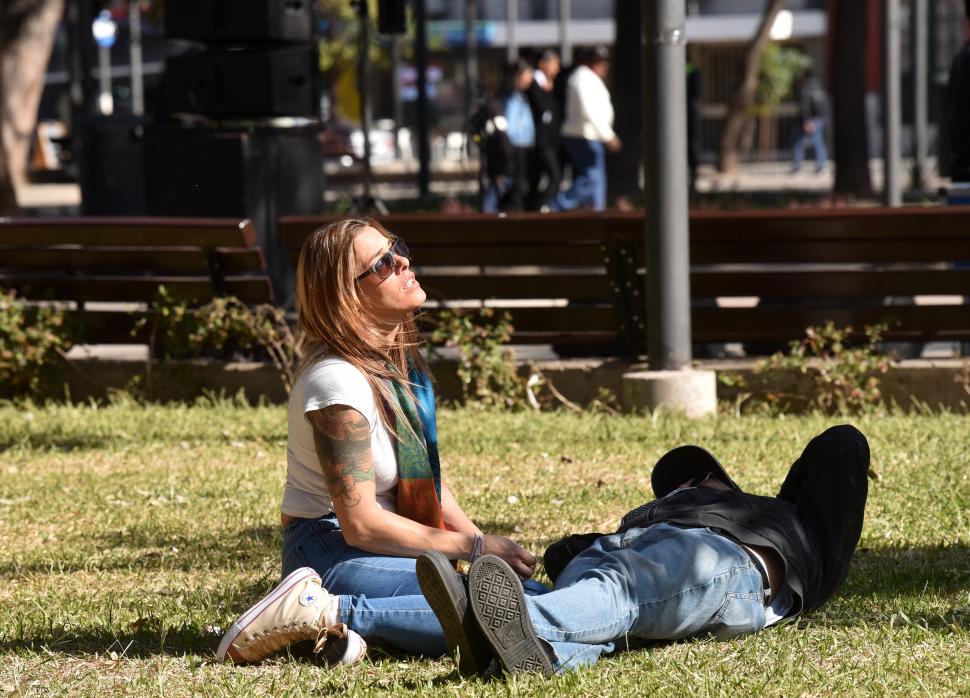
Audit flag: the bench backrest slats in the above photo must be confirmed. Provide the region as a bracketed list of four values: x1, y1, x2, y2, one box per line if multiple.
[693, 269, 970, 298]
[0, 217, 273, 345]
[0, 217, 258, 247]
[420, 273, 611, 302]
[0, 247, 266, 275]
[693, 304, 970, 342]
[2, 275, 273, 305]
[280, 209, 970, 351]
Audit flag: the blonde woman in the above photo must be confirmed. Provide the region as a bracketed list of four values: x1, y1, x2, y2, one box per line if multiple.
[217, 219, 543, 672]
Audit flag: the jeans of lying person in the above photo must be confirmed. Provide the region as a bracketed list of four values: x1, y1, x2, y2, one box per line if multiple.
[526, 523, 767, 672]
[281, 514, 550, 655]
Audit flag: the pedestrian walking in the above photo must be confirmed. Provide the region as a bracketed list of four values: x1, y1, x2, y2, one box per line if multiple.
[791, 68, 829, 174]
[501, 59, 535, 211]
[551, 46, 621, 212]
[471, 99, 517, 213]
[526, 50, 563, 211]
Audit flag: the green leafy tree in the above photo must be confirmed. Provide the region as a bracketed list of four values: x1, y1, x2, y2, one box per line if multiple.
[754, 44, 812, 115]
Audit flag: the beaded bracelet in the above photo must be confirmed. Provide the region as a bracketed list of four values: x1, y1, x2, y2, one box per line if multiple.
[469, 533, 485, 564]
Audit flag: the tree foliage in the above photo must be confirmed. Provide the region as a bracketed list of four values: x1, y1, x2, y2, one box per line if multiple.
[754, 44, 812, 115]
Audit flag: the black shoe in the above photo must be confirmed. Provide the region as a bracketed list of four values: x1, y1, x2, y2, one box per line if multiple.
[416, 550, 494, 675]
[467, 555, 555, 676]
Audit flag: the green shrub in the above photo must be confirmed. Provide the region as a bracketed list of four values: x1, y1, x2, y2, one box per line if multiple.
[756, 322, 894, 413]
[0, 290, 73, 394]
[428, 307, 525, 408]
[135, 286, 302, 393]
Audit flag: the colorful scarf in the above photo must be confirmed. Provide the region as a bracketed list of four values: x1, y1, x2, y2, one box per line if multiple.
[390, 366, 445, 530]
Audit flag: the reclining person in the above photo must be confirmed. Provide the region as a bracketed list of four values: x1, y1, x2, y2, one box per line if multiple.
[417, 424, 870, 675]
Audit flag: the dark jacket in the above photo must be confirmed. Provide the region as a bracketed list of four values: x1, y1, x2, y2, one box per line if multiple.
[527, 79, 561, 149]
[946, 41, 970, 181]
[797, 76, 829, 122]
[544, 425, 869, 617]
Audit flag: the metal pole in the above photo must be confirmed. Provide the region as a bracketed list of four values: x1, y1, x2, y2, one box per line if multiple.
[882, 0, 902, 206]
[357, 0, 374, 200]
[391, 35, 404, 159]
[465, 0, 479, 120]
[506, 0, 517, 62]
[643, 0, 692, 370]
[559, 0, 572, 65]
[912, 0, 929, 190]
[129, 0, 144, 115]
[98, 44, 113, 115]
[414, 0, 431, 198]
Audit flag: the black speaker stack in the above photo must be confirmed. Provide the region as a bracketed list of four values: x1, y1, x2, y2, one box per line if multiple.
[143, 0, 324, 303]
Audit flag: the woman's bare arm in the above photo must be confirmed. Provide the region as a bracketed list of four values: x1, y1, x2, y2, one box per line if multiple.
[441, 481, 483, 536]
[308, 405, 535, 576]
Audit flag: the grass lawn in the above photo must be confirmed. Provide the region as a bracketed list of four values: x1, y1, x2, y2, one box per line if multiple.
[0, 400, 967, 696]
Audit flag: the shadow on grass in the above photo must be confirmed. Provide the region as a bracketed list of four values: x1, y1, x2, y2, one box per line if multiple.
[843, 543, 970, 597]
[0, 524, 282, 579]
[0, 435, 107, 452]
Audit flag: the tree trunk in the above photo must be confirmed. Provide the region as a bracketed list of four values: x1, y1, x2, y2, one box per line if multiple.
[831, 0, 874, 199]
[718, 0, 784, 174]
[0, 0, 65, 214]
[0, 137, 18, 215]
[606, 0, 642, 205]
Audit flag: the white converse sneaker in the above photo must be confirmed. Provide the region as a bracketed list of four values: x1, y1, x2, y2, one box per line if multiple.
[217, 567, 366, 664]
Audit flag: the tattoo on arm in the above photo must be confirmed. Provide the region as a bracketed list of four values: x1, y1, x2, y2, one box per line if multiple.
[308, 407, 375, 508]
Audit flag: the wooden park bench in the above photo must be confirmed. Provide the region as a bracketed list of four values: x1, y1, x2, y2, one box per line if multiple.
[278, 208, 970, 356]
[277, 212, 633, 351]
[0, 217, 274, 344]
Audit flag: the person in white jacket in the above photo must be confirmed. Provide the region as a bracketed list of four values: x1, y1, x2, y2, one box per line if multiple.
[551, 46, 622, 211]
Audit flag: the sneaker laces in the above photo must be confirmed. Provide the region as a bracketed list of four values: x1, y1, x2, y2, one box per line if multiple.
[312, 623, 348, 655]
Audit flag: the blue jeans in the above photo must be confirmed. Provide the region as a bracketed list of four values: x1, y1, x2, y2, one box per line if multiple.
[281, 515, 550, 656]
[482, 176, 514, 213]
[552, 137, 606, 211]
[526, 524, 767, 672]
[793, 117, 828, 171]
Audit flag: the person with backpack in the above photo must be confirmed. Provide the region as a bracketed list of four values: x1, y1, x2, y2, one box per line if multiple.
[469, 99, 518, 213]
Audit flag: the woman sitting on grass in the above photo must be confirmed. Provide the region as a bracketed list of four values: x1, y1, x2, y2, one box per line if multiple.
[217, 218, 540, 668]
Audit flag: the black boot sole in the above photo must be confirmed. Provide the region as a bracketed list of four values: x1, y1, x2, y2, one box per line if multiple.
[468, 555, 554, 676]
[416, 550, 493, 675]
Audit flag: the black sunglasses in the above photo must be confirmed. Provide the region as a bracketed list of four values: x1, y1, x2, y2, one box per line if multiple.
[355, 238, 409, 283]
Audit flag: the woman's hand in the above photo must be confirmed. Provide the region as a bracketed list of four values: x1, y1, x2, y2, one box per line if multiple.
[483, 534, 537, 578]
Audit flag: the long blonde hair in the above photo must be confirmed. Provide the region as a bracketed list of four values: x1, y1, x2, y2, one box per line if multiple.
[295, 218, 430, 430]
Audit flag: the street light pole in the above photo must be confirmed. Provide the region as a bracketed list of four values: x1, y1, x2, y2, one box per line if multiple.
[356, 0, 374, 202]
[129, 0, 144, 115]
[912, 0, 929, 191]
[465, 0, 478, 120]
[414, 0, 431, 198]
[882, 0, 902, 206]
[559, 0, 572, 65]
[642, 0, 692, 370]
[506, 0, 517, 62]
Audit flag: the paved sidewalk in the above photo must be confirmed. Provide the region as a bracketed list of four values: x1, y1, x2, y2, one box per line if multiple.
[16, 158, 950, 212]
